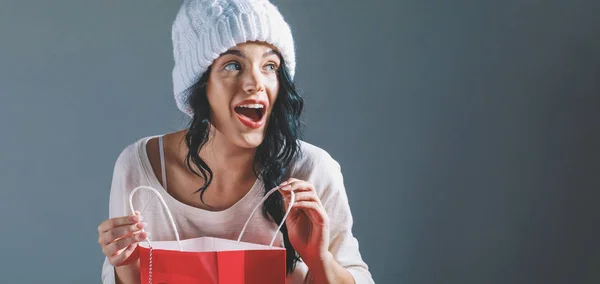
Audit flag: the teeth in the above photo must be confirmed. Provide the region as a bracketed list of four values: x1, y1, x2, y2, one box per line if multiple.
[237, 104, 264, 109]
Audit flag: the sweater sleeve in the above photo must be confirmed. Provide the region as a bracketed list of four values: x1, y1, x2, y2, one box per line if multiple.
[101, 144, 138, 284]
[309, 151, 375, 284]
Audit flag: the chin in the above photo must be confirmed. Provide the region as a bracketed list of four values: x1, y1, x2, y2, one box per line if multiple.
[235, 132, 265, 149]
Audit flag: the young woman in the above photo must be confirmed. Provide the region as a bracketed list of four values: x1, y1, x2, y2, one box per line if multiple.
[97, 0, 373, 283]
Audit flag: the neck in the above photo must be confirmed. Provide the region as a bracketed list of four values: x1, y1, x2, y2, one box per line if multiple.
[198, 128, 257, 185]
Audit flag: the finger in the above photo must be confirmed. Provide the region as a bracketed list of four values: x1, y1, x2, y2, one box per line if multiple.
[285, 191, 319, 202]
[292, 201, 329, 225]
[98, 212, 141, 233]
[99, 221, 146, 246]
[280, 180, 314, 193]
[279, 181, 315, 211]
[279, 181, 318, 208]
[109, 242, 138, 266]
[283, 191, 322, 208]
[279, 178, 300, 187]
[104, 231, 146, 257]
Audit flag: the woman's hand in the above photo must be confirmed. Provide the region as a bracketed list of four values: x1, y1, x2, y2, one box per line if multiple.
[97, 211, 147, 267]
[279, 179, 356, 284]
[278, 178, 330, 265]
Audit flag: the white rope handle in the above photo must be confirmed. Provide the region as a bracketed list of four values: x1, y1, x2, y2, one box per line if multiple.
[128, 186, 183, 251]
[236, 186, 295, 247]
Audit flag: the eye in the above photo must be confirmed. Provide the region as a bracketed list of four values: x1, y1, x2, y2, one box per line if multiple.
[224, 62, 241, 71]
[264, 63, 278, 72]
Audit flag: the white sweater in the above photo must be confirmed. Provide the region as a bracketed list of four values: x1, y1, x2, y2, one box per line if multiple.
[101, 135, 373, 283]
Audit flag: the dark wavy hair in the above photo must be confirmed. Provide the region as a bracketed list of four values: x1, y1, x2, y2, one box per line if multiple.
[182, 55, 304, 274]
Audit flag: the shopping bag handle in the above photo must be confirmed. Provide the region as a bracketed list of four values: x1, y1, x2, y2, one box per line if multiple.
[128, 186, 183, 251]
[237, 185, 295, 247]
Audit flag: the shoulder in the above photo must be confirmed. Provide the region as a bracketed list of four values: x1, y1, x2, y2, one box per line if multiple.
[114, 137, 144, 168]
[292, 140, 341, 174]
[108, 135, 158, 195]
[107, 135, 158, 217]
[289, 140, 345, 204]
[111, 135, 157, 174]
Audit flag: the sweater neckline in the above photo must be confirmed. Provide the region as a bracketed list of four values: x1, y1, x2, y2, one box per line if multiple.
[135, 135, 265, 218]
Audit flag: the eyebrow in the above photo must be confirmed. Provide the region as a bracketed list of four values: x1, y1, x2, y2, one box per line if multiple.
[220, 49, 246, 58]
[219, 49, 279, 59]
[262, 49, 279, 57]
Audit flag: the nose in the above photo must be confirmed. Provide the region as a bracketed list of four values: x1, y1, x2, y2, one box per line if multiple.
[242, 66, 265, 94]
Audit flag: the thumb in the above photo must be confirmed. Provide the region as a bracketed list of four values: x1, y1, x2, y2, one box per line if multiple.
[120, 244, 140, 266]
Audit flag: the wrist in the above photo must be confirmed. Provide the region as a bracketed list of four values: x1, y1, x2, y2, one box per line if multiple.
[305, 252, 335, 284]
[114, 260, 140, 284]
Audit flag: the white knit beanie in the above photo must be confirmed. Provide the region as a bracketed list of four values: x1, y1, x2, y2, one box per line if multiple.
[171, 0, 296, 116]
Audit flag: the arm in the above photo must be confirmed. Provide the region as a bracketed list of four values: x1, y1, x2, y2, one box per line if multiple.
[115, 262, 140, 284]
[304, 252, 356, 284]
[100, 145, 143, 284]
[280, 151, 374, 284]
[314, 158, 374, 284]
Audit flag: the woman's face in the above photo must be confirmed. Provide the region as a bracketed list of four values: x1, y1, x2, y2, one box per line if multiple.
[205, 41, 281, 149]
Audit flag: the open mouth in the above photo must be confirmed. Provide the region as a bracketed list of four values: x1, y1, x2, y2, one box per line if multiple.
[234, 104, 265, 123]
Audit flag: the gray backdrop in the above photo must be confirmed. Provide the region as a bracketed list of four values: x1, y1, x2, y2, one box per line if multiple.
[1, 0, 599, 283]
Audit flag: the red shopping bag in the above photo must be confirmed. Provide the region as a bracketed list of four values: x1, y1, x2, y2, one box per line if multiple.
[128, 186, 295, 284]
